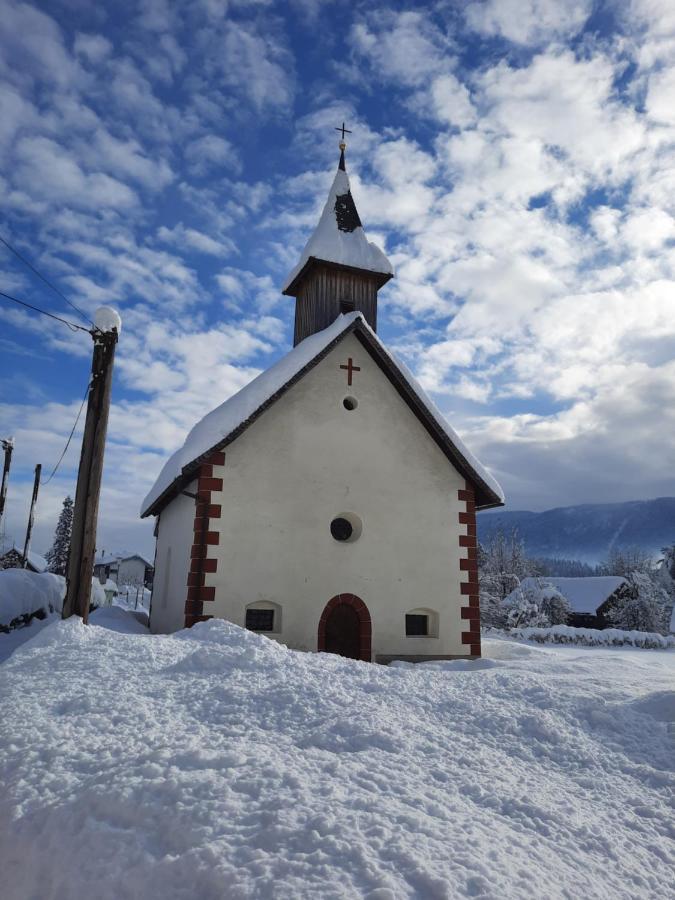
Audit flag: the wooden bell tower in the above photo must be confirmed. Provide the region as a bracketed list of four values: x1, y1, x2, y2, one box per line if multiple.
[282, 129, 393, 346]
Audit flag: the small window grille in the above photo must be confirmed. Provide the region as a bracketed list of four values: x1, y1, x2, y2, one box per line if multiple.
[246, 608, 274, 632]
[406, 614, 428, 636]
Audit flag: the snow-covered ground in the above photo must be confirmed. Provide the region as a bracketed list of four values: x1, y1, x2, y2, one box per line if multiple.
[0, 618, 673, 899]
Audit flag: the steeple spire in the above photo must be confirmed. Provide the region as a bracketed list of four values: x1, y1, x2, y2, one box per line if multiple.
[282, 130, 393, 346]
[335, 121, 351, 171]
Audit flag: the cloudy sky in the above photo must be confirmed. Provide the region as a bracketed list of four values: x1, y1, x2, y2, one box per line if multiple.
[1, 0, 674, 559]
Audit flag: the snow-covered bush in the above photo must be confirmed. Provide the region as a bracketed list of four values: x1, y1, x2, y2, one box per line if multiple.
[502, 579, 571, 629]
[0, 570, 108, 630]
[540, 591, 572, 625]
[509, 624, 675, 649]
[0, 570, 66, 630]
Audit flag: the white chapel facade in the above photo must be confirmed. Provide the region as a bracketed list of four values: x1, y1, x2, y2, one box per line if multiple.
[142, 142, 504, 662]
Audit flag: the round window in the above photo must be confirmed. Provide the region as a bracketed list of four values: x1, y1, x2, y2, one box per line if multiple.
[329, 513, 362, 543]
[330, 517, 353, 541]
[343, 396, 358, 410]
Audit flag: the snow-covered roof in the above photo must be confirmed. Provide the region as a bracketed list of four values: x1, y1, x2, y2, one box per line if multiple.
[25, 551, 48, 573]
[95, 553, 153, 568]
[141, 312, 504, 517]
[519, 576, 628, 614]
[95, 553, 120, 566]
[282, 153, 393, 295]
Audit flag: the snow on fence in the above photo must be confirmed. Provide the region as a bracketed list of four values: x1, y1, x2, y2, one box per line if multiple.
[509, 624, 675, 649]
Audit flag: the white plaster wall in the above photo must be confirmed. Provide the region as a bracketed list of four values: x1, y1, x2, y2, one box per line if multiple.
[203, 334, 470, 658]
[149, 481, 196, 634]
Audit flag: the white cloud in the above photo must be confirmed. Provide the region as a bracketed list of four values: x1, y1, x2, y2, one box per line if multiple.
[0, 0, 79, 88]
[74, 33, 113, 65]
[14, 136, 139, 210]
[185, 134, 241, 176]
[207, 20, 295, 113]
[157, 223, 236, 257]
[465, 0, 592, 45]
[351, 10, 454, 87]
[429, 74, 476, 128]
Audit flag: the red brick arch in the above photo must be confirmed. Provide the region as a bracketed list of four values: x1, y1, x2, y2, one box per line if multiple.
[318, 593, 372, 662]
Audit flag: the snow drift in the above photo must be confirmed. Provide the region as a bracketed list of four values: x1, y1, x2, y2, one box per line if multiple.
[0, 619, 673, 898]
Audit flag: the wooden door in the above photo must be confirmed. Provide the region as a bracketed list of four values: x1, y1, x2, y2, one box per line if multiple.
[324, 602, 361, 659]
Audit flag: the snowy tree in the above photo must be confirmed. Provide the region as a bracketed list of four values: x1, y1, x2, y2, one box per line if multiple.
[601, 546, 653, 577]
[502, 580, 571, 629]
[45, 496, 73, 577]
[608, 572, 671, 633]
[540, 590, 572, 625]
[478, 528, 537, 627]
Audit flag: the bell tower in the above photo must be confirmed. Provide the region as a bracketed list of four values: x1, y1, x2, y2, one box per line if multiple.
[282, 128, 393, 346]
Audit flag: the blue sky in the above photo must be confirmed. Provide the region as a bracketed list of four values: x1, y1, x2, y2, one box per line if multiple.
[1, 0, 674, 559]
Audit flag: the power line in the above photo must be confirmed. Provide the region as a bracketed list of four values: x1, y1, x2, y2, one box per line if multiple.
[0, 288, 91, 334]
[41, 379, 92, 486]
[0, 232, 94, 327]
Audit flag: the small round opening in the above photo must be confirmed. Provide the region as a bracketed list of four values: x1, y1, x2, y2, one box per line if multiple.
[330, 517, 353, 541]
[343, 396, 358, 410]
[330, 513, 363, 543]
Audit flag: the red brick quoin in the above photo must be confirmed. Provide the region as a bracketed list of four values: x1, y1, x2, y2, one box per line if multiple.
[185, 450, 224, 628]
[458, 483, 480, 657]
[317, 593, 372, 662]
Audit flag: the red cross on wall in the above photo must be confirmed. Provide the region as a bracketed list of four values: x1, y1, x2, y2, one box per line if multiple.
[340, 357, 360, 386]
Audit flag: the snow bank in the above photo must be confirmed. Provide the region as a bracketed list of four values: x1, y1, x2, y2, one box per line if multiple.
[1, 619, 673, 899]
[0, 570, 65, 628]
[510, 624, 675, 649]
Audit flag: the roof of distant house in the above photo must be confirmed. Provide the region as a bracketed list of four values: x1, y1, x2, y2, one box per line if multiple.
[518, 576, 628, 614]
[95, 553, 153, 568]
[0, 548, 48, 573]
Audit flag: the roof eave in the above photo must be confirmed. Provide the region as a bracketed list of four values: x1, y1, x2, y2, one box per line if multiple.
[350, 328, 503, 511]
[142, 315, 503, 517]
[282, 256, 393, 297]
[141, 318, 365, 518]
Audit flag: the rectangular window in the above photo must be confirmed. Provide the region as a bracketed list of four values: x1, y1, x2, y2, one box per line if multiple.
[246, 608, 274, 632]
[406, 614, 428, 636]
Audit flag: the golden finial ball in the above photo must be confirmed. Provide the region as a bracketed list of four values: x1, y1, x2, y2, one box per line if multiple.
[339, 140, 346, 151]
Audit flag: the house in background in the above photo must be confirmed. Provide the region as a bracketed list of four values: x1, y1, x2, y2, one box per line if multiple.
[517, 575, 629, 628]
[94, 553, 154, 588]
[0, 548, 48, 573]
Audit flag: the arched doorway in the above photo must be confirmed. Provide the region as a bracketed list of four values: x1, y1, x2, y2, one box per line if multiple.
[317, 594, 372, 662]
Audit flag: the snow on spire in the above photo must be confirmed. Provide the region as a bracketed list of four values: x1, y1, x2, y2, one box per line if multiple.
[282, 145, 393, 295]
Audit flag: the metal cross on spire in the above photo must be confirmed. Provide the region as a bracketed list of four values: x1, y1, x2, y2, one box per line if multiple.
[335, 122, 352, 141]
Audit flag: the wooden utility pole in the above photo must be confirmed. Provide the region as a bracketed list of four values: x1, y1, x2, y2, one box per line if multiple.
[21, 463, 41, 567]
[0, 437, 13, 534]
[63, 311, 120, 622]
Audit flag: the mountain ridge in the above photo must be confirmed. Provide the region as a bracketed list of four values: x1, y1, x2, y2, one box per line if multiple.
[477, 497, 675, 563]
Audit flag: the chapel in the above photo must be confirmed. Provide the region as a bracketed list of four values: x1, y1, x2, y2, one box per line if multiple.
[141, 137, 504, 662]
